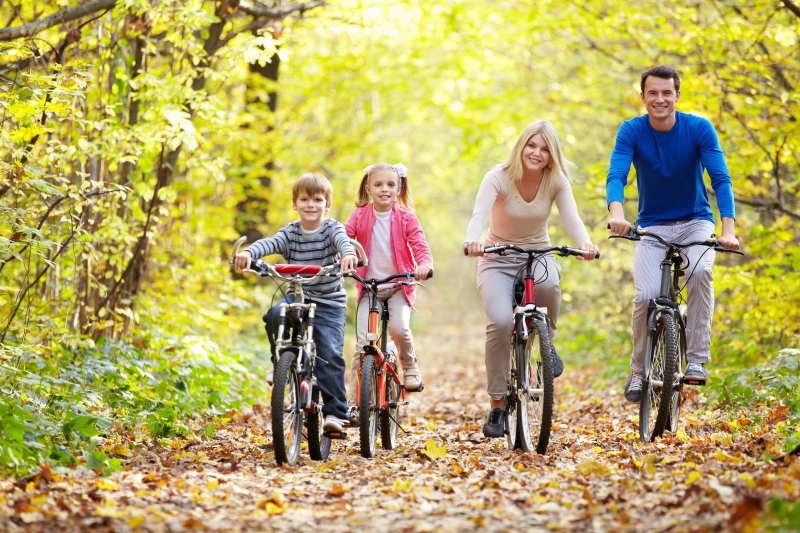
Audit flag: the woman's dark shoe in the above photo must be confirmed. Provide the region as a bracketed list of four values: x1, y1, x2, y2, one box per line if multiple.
[482, 408, 505, 438]
[552, 346, 564, 378]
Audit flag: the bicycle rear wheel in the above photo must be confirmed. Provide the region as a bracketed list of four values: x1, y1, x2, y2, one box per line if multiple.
[380, 360, 401, 450]
[358, 354, 379, 458]
[667, 309, 688, 434]
[271, 351, 303, 466]
[306, 386, 331, 461]
[517, 317, 554, 454]
[640, 312, 677, 442]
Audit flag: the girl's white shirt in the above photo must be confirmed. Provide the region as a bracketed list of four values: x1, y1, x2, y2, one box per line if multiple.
[365, 207, 396, 286]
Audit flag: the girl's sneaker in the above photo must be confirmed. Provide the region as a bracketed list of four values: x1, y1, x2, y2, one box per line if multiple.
[347, 405, 359, 427]
[403, 363, 424, 391]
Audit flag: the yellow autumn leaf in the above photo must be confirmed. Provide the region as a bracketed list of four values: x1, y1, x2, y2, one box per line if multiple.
[576, 460, 612, 477]
[96, 479, 119, 491]
[715, 450, 742, 463]
[676, 428, 690, 441]
[104, 444, 132, 457]
[686, 470, 702, 485]
[393, 478, 415, 492]
[256, 490, 288, 515]
[739, 472, 756, 489]
[420, 438, 446, 460]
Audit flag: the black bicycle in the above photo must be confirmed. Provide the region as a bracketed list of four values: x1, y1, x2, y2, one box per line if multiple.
[610, 226, 743, 442]
[230, 236, 366, 466]
[468, 244, 598, 454]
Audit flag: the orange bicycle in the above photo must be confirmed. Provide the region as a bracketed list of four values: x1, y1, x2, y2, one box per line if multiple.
[345, 271, 432, 458]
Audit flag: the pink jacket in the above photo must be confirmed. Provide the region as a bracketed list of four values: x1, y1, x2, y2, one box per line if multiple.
[344, 203, 434, 307]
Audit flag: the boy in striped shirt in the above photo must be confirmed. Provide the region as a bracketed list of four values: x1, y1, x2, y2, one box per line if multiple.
[234, 173, 357, 433]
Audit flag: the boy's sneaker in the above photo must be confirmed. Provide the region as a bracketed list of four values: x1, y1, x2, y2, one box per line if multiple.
[322, 415, 348, 433]
[403, 363, 424, 391]
[624, 371, 644, 403]
[685, 363, 708, 381]
[346, 405, 359, 427]
[551, 346, 564, 378]
[483, 408, 505, 438]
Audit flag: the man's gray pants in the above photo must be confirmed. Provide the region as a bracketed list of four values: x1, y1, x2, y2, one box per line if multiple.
[631, 219, 716, 374]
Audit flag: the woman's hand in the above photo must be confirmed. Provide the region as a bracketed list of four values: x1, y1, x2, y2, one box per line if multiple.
[414, 266, 431, 280]
[234, 250, 252, 270]
[463, 241, 485, 257]
[576, 242, 599, 261]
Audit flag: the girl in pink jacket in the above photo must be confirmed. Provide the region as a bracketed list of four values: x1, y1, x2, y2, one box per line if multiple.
[344, 163, 434, 422]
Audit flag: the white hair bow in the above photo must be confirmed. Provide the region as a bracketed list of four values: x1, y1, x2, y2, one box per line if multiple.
[392, 163, 408, 179]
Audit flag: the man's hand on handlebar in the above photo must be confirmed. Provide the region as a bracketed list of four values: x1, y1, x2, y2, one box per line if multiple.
[608, 216, 632, 236]
[340, 254, 358, 274]
[576, 242, 600, 261]
[234, 250, 252, 270]
[463, 241, 485, 257]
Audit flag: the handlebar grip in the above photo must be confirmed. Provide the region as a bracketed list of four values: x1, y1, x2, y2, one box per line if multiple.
[426, 271, 433, 280]
[357, 260, 365, 267]
[463, 247, 469, 256]
[595, 251, 601, 259]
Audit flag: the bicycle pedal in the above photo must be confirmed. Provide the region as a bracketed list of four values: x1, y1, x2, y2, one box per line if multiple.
[681, 377, 706, 386]
[323, 431, 348, 439]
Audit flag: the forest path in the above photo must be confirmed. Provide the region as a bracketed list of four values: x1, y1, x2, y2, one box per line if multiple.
[2, 326, 796, 532]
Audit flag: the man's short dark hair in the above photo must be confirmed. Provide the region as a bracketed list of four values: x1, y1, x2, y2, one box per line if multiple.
[641, 65, 681, 93]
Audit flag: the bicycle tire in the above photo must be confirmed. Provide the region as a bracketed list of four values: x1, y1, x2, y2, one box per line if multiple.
[667, 310, 688, 434]
[306, 386, 332, 461]
[640, 312, 677, 442]
[517, 317, 554, 454]
[380, 361, 401, 450]
[506, 331, 519, 450]
[271, 351, 303, 466]
[358, 354, 379, 458]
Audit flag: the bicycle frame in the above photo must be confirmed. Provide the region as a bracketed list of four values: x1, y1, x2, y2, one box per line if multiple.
[354, 285, 404, 412]
[512, 254, 550, 402]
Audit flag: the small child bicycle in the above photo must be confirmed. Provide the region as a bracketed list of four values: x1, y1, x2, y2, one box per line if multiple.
[230, 236, 366, 466]
[345, 270, 432, 458]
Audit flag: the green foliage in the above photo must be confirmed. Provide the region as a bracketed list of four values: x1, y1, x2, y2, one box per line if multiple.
[766, 498, 800, 532]
[707, 349, 800, 453]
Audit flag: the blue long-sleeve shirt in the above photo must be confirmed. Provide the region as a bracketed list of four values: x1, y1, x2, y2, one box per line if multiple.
[605, 111, 735, 227]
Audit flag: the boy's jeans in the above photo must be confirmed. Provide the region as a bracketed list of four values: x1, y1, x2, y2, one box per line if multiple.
[265, 294, 348, 420]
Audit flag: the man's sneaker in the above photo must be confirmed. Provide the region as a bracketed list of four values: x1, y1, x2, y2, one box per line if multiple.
[322, 415, 348, 433]
[551, 346, 564, 378]
[403, 363, 424, 391]
[685, 363, 708, 381]
[346, 405, 359, 427]
[482, 408, 505, 438]
[624, 371, 644, 403]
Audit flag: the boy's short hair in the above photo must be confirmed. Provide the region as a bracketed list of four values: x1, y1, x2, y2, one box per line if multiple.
[293, 173, 333, 207]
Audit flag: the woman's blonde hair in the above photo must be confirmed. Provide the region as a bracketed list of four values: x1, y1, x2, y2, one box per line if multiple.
[501, 120, 572, 188]
[355, 162, 414, 209]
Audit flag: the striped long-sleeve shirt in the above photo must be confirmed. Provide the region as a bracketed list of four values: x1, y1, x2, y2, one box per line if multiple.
[244, 219, 355, 307]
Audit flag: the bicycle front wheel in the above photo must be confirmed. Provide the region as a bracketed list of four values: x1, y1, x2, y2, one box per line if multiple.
[358, 354, 380, 458]
[517, 317, 554, 454]
[380, 360, 401, 450]
[640, 312, 678, 442]
[271, 351, 303, 466]
[506, 333, 519, 450]
[667, 309, 688, 434]
[306, 386, 331, 461]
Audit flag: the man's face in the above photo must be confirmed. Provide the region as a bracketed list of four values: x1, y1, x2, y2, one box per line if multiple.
[641, 76, 679, 120]
[293, 191, 329, 227]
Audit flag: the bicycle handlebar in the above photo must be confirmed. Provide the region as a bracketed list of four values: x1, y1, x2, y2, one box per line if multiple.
[346, 270, 434, 286]
[463, 244, 600, 259]
[607, 224, 744, 255]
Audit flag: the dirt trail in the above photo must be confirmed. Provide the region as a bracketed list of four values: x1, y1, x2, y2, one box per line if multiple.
[1, 327, 797, 532]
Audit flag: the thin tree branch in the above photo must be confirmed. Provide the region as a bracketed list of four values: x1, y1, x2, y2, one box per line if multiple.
[0, 0, 116, 42]
[780, 0, 800, 19]
[238, 0, 325, 18]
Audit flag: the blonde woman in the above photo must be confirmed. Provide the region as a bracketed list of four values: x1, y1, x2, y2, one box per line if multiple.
[463, 120, 599, 438]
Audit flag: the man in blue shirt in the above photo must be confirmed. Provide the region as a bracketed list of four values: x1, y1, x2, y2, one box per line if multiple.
[606, 65, 740, 402]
